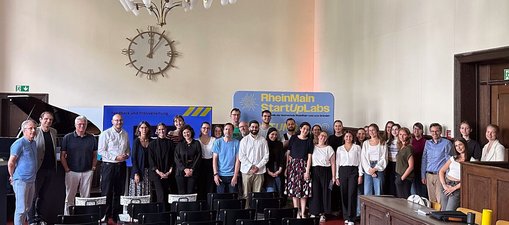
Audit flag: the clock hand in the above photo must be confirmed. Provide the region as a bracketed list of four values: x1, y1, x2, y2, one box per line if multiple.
[147, 34, 155, 58]
[147, 36, 163, 58]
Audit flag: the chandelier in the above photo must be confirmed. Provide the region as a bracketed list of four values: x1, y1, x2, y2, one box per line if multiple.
[119, 0, 238, 27]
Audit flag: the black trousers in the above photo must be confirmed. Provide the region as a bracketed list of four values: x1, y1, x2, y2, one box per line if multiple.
[101, 162, 126, 221]
[28, 168, 56, 222]
[394, 174, 412, 199]
[176, 176, 197, 194]
[309, 166, 332, 215]
[339, 166, 358, 222]
[152, 177, 171, 210]
[384, 161, 397, 196]
[198, 159, 215, 200]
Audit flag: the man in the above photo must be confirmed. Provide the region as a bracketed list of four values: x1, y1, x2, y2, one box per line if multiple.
[238, 120, 269, 208]
[258, 110, 272, 138]
[237, 121, 249, 140]
[28, 111, 58, 224]
[61, 116, 98, 215]
[8, 120, 38, 225]
[421, 123, 452, 204]
[411, 122, 428, 198]
[212, 123, 241, 193]
[98, 114, 130, 224]
[281, 118, 297, 151]
[231, 108, 242, 140]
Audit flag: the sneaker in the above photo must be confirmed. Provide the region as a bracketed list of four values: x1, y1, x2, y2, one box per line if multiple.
[310, 214, 316, 218]
[348, 222, 354, 225]
[297, 213, 301, 219]
[319, 215, 326, 223]
[344, 220, 349, 224]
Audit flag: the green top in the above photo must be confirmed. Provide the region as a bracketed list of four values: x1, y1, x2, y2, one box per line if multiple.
[232, 127, 242, 140]
[395, 145, 414, 181]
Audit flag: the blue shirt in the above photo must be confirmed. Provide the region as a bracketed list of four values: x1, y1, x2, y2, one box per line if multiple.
[421, 138, 452, 177]
[10, 137, 37, 182]
[212, 138, 239, 176]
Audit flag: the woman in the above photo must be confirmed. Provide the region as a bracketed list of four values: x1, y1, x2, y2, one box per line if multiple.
[361, 123, 387, 195]
[336, 131, 362, 224]
[355, 128, 367, 146]
[175, 125, 202, 194]
[383, 121, 395, 142]
[327, 120, 345, 151]
[198, 122, 216, 199]
[439, 138, 470, 210]
[265, 127, 285, 195]
[286, 122, 314, 218]
[481, 124, 506, 161]
[309, 131, 336, 222]
[311, 124, 322, 145]
[168, 115, 185, 144]
[213, 125, 223, 139]
[394, 127, 414, 199]
[385, 123, 400, 196]
[149, 123, 176, 209]
[129, 121, 152, 196]
[459, 121, 482, 161]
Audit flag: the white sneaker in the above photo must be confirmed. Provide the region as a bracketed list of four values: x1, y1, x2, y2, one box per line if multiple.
[348, 222, 354, 225]
[319, 215, 326, 222]
[344, 220, 349, 224]
[310, 214, 316, 218]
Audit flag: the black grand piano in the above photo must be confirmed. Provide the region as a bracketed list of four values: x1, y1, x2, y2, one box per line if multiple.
[0, 96, 101, 225]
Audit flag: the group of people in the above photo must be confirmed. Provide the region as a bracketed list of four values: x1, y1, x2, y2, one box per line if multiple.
[7, 109, 507, 225]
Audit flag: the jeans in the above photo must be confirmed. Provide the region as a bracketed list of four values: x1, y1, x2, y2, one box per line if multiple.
[363, 161, 384, 196]
[440, 178, 460, 211]
[13, 180, 35, 225]
[265, 176, 281, 193]
[217, 176, 238, 193]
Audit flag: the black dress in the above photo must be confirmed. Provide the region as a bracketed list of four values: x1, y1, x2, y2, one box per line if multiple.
[148, 138, 175, 209]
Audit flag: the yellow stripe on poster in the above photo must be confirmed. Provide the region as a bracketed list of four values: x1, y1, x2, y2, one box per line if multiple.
[191, 107, 204, 116]
[200, 107, 211, 117]
[183, 107, 195, 116]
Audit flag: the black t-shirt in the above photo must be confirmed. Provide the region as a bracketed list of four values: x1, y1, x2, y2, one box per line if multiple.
[288, 135, 313, 160]
[327, 134, 344, 152]
[40, 131, 56, 169]
[62, 132, 97, 172]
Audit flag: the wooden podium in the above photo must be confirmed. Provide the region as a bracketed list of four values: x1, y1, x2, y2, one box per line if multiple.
[461, 161, 509, 222]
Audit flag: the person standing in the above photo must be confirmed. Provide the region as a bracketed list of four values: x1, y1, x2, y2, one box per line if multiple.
[481, 124, 506, 161]
[421, 123, 452, 204]
[336, 131, 362, 225]
[281, 118, 297, 151]
[439, 138, 470, 211]
[230, 108, 243, 140]
[198, 122, 216, 199]
[410, 122, 427, 198]
[175, 125, 202, 194]
[264, 127, 285, 195]
[385, 123, 401, 197]
[309, 131, 336, 222]
[394, 127, 414, 199]
[459, 121, 482, 161]
[259, 110, 272, 138]
[8, 120, 38, 225]
[98, 114, 130, 224]
[129, 121, 152, 197]
[28, 112, 58, 224]
[61, 116, 98, 215]
[149, 123, 175, 209]
[286, 122, 314, 218]
[360, 123, 387, 196]
[212, 123, 240, 193]
[238, 120, 269, 208]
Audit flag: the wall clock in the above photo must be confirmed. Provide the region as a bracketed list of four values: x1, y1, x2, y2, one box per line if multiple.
[122, 26, 178, 80]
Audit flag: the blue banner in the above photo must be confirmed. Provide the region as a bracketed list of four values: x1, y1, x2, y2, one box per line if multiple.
[102, 105, 212, 166]
[233, 91, 334, 134]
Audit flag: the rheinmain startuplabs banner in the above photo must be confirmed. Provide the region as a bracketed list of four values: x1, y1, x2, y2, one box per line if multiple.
[233, 91, 334, 134]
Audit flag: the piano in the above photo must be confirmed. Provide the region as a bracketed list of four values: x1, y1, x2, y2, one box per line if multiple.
[0, 96, 101, 225]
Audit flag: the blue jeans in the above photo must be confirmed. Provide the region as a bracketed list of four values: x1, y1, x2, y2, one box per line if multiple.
[265, 176, 281, 193]
[13, 180, 35, 225]
[217, 176, 238, 193]
[363, 170, 384, 196]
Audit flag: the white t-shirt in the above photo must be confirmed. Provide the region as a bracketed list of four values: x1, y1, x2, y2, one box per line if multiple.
[312, 145, 335, 167]
[198, 136, 216, 159]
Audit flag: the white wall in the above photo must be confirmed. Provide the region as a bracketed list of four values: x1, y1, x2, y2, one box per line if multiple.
[0, 0, 314, 126]
[315, 0, 509, 134]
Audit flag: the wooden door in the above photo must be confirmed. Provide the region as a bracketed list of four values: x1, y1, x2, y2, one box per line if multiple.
[491, 85, 509, 147]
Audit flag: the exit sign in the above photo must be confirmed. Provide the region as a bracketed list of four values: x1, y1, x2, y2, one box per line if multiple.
[15, 85, 30, 92]
[505, 69, 509, 80]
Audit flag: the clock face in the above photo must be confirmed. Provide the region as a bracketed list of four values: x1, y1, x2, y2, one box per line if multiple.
[123, 27, 178, 80]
